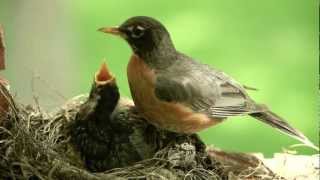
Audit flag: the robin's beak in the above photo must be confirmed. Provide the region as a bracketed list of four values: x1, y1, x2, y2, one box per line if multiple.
[98, 26, 126, 38]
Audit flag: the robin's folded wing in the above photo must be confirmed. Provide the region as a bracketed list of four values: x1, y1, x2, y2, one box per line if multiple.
[155, 66, 261, 118]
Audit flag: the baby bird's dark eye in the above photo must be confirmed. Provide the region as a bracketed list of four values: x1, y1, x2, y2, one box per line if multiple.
[131, 25, 145, 38]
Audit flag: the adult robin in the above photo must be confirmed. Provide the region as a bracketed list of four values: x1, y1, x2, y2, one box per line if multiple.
[99, 16, 317, 149]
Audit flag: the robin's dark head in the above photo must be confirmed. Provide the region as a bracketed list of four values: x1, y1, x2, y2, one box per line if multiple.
[99, 16, 176, 63]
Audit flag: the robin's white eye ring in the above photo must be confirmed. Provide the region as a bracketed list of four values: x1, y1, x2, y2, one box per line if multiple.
[131, 25, 145, 38]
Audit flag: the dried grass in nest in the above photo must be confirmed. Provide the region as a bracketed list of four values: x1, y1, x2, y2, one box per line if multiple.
[0, 94, 225, 180]
[0, 92, 282, 180]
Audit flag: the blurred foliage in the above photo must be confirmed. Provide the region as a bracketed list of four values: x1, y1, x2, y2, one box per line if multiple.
[0, 0, 318, 156]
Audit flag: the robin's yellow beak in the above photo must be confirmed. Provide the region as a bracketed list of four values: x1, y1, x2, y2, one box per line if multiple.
[98, 26, 126, 38]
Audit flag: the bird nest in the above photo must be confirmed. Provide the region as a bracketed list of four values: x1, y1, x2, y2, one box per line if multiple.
[0, 90, 279, 180]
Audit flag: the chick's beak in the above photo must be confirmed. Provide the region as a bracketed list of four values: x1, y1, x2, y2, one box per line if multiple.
[98, 26, 125, 37]
[95, 62, 115, 86]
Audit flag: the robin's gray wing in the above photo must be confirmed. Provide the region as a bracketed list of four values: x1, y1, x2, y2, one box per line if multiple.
[155, 55, 263, 118]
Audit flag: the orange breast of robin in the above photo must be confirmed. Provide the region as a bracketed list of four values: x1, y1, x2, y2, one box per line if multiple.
[127, 54, 219, 133]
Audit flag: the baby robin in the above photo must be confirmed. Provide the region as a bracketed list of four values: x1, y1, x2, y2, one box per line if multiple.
[99, 16, 317, 149]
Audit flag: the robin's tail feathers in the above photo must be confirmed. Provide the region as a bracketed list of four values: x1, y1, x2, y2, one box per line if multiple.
[250, 110, 319, 151]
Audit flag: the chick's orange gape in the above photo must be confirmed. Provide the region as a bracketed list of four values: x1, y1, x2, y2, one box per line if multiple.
[99, 16, 318, 150]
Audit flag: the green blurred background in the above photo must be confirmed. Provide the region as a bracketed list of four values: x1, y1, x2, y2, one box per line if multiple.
[0, 0, 318, 156]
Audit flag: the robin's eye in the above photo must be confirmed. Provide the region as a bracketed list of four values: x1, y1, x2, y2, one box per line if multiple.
[131, 25, 145, 38]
